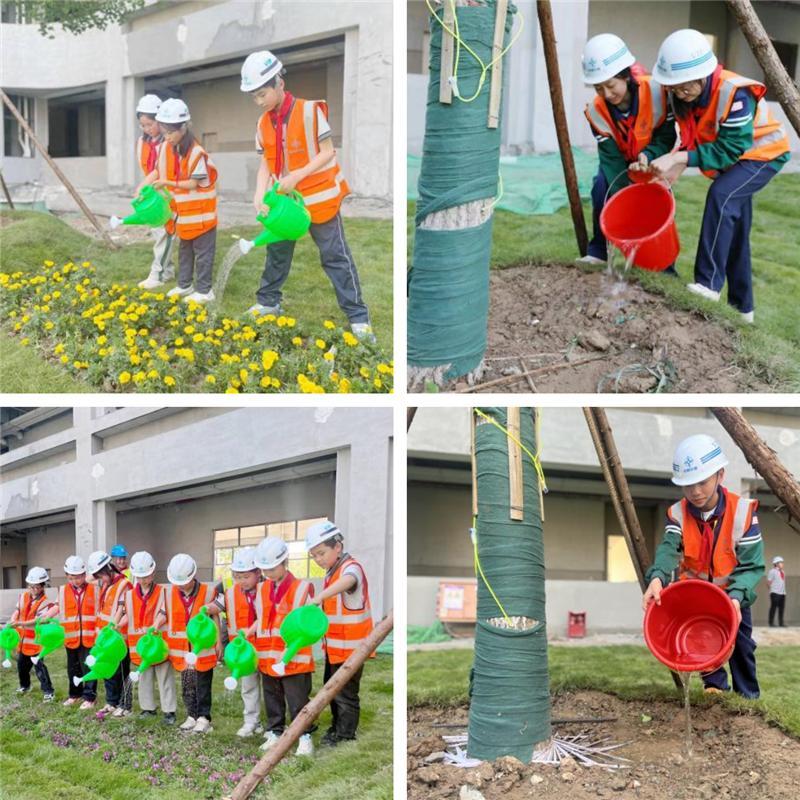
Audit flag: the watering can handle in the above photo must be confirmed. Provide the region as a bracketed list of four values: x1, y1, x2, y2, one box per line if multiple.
[270, 182, 306, 207]
[603, 168, 673, 206]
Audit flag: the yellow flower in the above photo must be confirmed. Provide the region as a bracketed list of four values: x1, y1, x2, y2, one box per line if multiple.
[193, 333, 204, 343]
[241, 348, 251, 358]
[261, 350, 279, 371]
[184, 325, 195, 335]
[54, 343, 65, 354]
[239, 368, 249, 383]
[205, 375, 216, 385]
[359, 366, 371, 379]
[20, 337, 30, 346]
[271, 377, 281, 389]
[323, 352, 334, 361]
[133, 371, 146, 384]
[315, 338, 326, 349]
[164, 375, 176, 387]
[343, 331, 358, 347]
[98, 348, 109, 357]
[231, 378, 241, 389]
[119, 371, 132, 385]
[147, 370, 159, 379]
[174, 337, 184, 346]
[373, 378, 383, 389]
[97, 335, 107, 345]
[60, 354, 69, 364]
[338, 378, 352, 393]
[44, 260, 54, 267]
[324, 320, 335, 330]
[260, 376, 272, 388]
[225, 387, 239, 394]
[286, 317, 296, 327]
[291, 336, 302, 346]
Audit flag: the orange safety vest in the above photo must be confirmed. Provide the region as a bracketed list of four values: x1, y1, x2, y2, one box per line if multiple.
[322, 557, 374, 665]
[258, 98, 350, 224]
[164, 582, 217, 672]
[59, 583, 97, 649]
[668, 489, 758, 589]
[136, 135, 160, 177]
[254, 575, 314, 677]
[678, 69, 790, 179]
[585, 73, 667, 162]
[96, 575, 131, 637]
[125, 583, 166, 667]
[157, 142, 218, 240]
[17, 590, 52, 656]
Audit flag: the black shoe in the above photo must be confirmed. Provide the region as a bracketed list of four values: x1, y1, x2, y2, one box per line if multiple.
[320, 729, 340, 747]
[140, 709, 157, 718]
[780, 624, 788, 628]
[163, 712, 176, 725]
[769, 624, 776, 627]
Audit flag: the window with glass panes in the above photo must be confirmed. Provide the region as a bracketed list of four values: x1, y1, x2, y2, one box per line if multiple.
[213, 517, 329, 585]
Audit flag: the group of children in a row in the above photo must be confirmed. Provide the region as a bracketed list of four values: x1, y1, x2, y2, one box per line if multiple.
[8, 520, 373, 756]
[131, 49, 373, 341]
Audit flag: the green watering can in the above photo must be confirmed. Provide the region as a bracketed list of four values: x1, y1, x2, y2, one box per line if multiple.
[273, 604, 329, 676]
[185, 606, 217, 667]
[129, 627, 168, 683]
[30, 619, 66, 665]
[223, 630, 258, 690]
[74, 658, 119, 685]
[109, 185, 173, 230]
[1, 625, 20, 668]
[238, 183, 311, 254]
[85, 622, 127, 668]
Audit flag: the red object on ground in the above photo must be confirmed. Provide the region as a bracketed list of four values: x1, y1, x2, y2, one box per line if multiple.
[644, 579, 738, 673]
[600, 179, 679, 271]
[568, 611, 586, 638]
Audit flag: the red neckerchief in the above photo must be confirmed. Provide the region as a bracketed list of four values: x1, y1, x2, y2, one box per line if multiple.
[242, 586, 257, 627]
[681, 64, 724, 151]
[178, 580, 200, 619]
[779, 569, 785, 580]
[135, 582, 155, 629]
[267, 572, 295, 629]
[145, 136, 160, 173]
[269, 91, 295, 177]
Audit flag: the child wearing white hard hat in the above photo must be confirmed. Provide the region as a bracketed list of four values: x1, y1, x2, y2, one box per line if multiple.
[648, 29, 790, 324]
[767, 555, 787, 627]
[305, 520, 374, 744]
[579, 34, 677, 271]
[642, 434, 765, 697]
[7, 566, 58, 701]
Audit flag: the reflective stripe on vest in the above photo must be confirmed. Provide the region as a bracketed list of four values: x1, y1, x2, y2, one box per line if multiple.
[679, 70, 790, 178]
[126, 584, 165, 666]
[136, 136, 159, 177]
[59, 583, 97, 649]
[165, 582, 217, 672]
[157, 143, 218, 240]
[259, 98, 350, 224]
[97, 577, 131, 635]
[225, 585, 258, 643]
[254, 576, 314, 677]
[18, 591, 49, 656]
[322, 557, 374, 665]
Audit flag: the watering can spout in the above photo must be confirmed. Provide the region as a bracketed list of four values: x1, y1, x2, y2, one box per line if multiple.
[109, 215, 123, 230]
[238, 238, 255, 255]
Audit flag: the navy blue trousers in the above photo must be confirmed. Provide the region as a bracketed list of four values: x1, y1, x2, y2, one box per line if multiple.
[702, 605, 760, 698]
[694, 159, 779, 314]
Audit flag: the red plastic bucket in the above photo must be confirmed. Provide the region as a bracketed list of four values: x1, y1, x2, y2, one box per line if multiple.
[600, 180, 679, 271]
[643, 579, 738, 673]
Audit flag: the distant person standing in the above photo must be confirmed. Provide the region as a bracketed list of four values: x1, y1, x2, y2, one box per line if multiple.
[767, 556, 787, 627]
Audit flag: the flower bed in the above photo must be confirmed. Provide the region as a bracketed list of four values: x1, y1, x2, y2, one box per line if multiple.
[1, 260, 393, 393]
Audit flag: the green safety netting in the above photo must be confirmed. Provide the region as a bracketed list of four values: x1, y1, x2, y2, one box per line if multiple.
[376, 630, 393, 655]
[407, 621, 454, 645]
[467, 407, 551, 762]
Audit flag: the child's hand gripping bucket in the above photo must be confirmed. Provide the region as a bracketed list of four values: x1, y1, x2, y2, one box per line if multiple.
[644, 579, 738, 673]
[600, 169, 680, 271]
[109, 185, 173, 229]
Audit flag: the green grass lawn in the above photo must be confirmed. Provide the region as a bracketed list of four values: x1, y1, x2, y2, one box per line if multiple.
[0, 210, 392, 393]
[408, 645, 800, 738]
[0, 654, 392, 800]
[408, 172, 800, 388]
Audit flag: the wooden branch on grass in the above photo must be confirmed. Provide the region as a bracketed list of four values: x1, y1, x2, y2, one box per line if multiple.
[225, 611, 394, 800]
[458, 354, 607, 393]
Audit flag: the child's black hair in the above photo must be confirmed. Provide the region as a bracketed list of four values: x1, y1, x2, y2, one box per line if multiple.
[136, 112, 157, 121]
[160, 121, 197, 158]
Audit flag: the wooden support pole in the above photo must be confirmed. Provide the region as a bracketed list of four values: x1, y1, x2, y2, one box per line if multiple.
[0, 169, 15, 209]
[225, 611, 394, 800]
[0, 89, 117, 249]
[507, 406, 524, 520]
[407, 407, 418, 431]
[439, 0, 456, 104]
[725, 0, 800, 137]
[487, 0, 509, 128]
[536, 0, 588, 256]
[471, 409, 478, 517]
[711, 407, 800, 527]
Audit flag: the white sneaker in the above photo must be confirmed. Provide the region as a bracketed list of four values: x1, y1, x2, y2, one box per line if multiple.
[167, 285, 194, 298]
[184, 290, 215, 304]
[576, 254, 606, 265]
[63, 697, 80, 707]
[98, 704, 115, 714]
[112, 707, 131, 717]
[296, 733, 314, 756]
[686, 283, 721, 302]
[192, 716, 212, 734]
[260, 731, 280, 751]
[351, 322, 376, 343]
[247, 303, 281, 316]
[179, 716, 197, 731]
[236, 723, 263, 738]
[740, 310, 754, 324]
[138, 272, 166, 289]
[79, 700, 96, 711]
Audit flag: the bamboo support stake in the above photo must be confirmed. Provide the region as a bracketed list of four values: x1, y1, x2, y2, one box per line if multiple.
[439, 0, 456, 104]
[711, 407, 800, 526]
[487, 0, 509, 128]
[471, 409, 478, 517]
[536, 1, 588, 255]
[225, 611, 394, 800]
[0, 169, 15, 209]
[725, 0, 800, 137]
[507, 406, 524, 520]
[0, 90, 117, 249]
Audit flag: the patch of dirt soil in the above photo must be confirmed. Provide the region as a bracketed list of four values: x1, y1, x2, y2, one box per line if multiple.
[471, 265, 772, 393]
[408, 690, 800, 800]
[54, 211, 155, 246]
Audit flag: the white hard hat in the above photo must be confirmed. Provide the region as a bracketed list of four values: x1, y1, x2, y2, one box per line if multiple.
[155, 98, 190, 124]
[167, 553, 197, 585]
[231, 546, 258, 573]
[652, 29, 718, 86]
[240, 50, 283, 92]
[672, 434, 729, 486]
[773, 556, 784, 564]
[87, 550, 112, 576]
[64, 555, 86, 575]
[582, 33, 636, 85]
[136, 94, 162, 115]
[130, 551, 156, 578]
[254, 537, 289, 569]
[305, 519, 342, 552]
[25, 566, 49, 585]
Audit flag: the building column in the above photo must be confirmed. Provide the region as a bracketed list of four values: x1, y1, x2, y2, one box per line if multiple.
[341, 27, 359, 192]
[122, 76, 145, 187]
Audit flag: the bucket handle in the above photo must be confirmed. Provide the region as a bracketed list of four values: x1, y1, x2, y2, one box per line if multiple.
[270, 182, 306, 207]
[603, 167, 673, 206]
